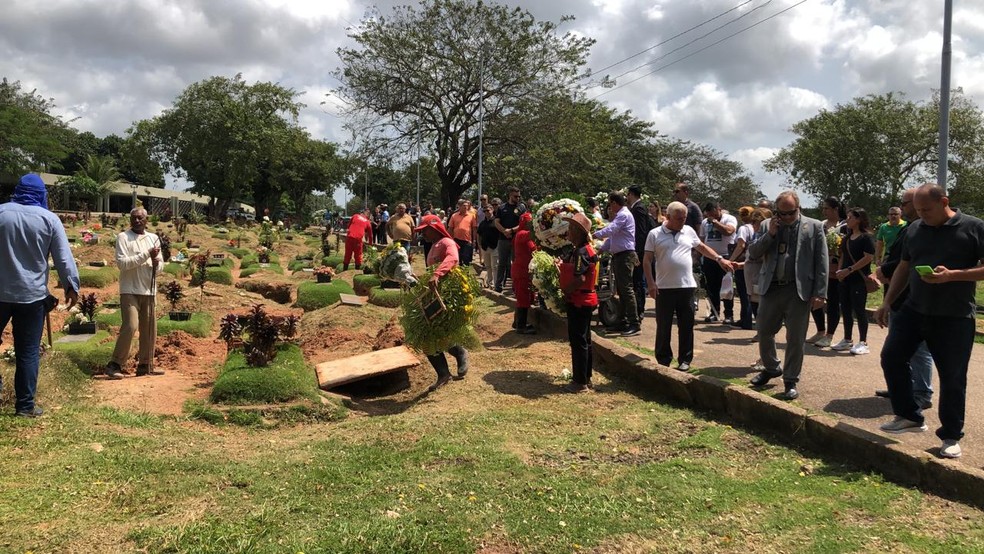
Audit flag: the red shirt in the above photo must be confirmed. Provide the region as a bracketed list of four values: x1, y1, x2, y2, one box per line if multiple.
[347, 214, 373, 242]
[559, 244, 598, 308]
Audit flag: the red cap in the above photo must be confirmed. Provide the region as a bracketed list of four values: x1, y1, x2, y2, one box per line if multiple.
[414, 215, 452, 239]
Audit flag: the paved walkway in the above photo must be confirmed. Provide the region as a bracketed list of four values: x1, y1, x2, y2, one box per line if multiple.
[614, 297, 984, 469]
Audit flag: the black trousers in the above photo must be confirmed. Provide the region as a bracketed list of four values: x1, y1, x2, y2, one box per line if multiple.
[735, 269, 753, 329]
[426, 345, 467, 378]
[811, 277, 841, 334]
[654, 288, 696, 366]
[632, 263, 647, 317]
[612, 250, 639, 327]
[567, 305, 595, 385]
[455, 239, 474, 266]
[701, 257, 733, 319]
[839, 277, 869, 342]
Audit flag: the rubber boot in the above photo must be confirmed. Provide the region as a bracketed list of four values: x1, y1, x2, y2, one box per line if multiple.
[449, 346, 469, 380]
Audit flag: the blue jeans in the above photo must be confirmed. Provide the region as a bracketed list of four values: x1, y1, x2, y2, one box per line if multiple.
[0, 300, 46, 413]
[888, 309, 934, 405]
[881, 307, 975, 441]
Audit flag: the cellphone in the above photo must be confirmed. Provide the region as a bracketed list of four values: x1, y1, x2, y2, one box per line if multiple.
[915, 265, 934, 276]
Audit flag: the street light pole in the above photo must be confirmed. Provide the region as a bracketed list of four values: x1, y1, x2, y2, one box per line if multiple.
[477, 52, 485, 205]
[937, 0, 953, 192]
[416, 122, 421, 209]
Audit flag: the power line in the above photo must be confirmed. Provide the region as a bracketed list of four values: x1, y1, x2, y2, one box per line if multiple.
[593, 0, 811, 100]
[601, 0, 774, 86]
[586, 0, 757, 78]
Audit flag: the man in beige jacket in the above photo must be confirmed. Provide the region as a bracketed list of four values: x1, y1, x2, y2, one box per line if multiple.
[105, 208, 163, 379]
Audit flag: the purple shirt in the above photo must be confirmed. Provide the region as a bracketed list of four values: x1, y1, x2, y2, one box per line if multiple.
[594, 206, 636, 254]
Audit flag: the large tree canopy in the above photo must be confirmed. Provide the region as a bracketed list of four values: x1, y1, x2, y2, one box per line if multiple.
[0, 78, 73, 176]
[336, 0, 593, 208]
[765, 90, 984, 214]
[141, 74, 303, 217]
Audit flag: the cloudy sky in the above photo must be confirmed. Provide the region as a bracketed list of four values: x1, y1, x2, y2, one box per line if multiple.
[2, 0, 981, 203]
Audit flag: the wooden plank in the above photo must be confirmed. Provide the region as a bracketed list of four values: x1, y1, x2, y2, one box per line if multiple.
[339, 293, 366, 306]
[315, 346, 420, 389]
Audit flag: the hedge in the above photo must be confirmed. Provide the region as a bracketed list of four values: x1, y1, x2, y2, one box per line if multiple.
[162, 262, 189, 278]
[226, 248, 250, 259]
[322, 254, 344, 268]
[78, 266, 120, 288]
[368, 286, 403, 308]
[294, 280, 355, 311]
[239, 265, 284, 278]
[353, 274, 382, 296]
[241, 252, 281, 268]
[190, 266, 233, 286]
[210, 344, 317, 404]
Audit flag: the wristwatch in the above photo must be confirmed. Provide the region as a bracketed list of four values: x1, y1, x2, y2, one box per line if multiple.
[715, 255, 724, 262]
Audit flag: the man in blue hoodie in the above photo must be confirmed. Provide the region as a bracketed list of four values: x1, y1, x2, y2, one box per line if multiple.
[0, 174, 80, 417]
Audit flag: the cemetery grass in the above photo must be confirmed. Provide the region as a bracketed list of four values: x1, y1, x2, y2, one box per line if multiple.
[3, 311, 984, 553]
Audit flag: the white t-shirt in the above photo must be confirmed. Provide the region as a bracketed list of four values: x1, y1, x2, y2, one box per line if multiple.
[736, 223, 755, 244]
[700, 213, 738, 255]
[115, 230, 163, 296]
[644, 224, 702, 289]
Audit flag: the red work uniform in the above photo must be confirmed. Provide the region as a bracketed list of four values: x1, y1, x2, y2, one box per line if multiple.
[344, 213, 373, 267]
[511, 213, 537, 309]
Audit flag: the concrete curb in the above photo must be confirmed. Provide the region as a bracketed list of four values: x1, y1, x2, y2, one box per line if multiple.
[482, 288, 984, 510]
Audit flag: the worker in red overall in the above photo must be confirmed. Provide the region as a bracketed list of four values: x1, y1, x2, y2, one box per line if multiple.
[343, 209, 373, 270]
[559, 213, 599, 393]
[511, 212, 537, 334]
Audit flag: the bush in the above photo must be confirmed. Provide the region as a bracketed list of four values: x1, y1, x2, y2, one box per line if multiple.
[368, 287, 403, 308]
[287, 259, 313, 272]
[353, 274, 382, 296]
[78, 266, 120, 288]
[190, 266, 233, 286]
[162, 263, 188, 278]
[322, 254, 343, 268]
[241, 252, 281, 268]
[210, 344, 316, 404]
[239, 265, 284, 278]
[295, 280, 355, 311]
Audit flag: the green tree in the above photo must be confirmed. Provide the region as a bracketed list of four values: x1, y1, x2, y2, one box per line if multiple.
[0, 78, 73, 175]
[121, 120, 167, 187]
[336, 0, 593, 209]
[272, 131, 344, 222]
[765, 90, 984, 214]
[141, 74, 303, 218]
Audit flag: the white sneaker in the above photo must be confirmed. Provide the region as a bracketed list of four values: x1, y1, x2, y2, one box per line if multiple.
[850, 342, 870, 355]
[831, 339, 853, 351]
[941, 440, 962, 459]
[814, 335, 832, 348]
[806, 331, 826, 344]
[879, 416, 927, 434]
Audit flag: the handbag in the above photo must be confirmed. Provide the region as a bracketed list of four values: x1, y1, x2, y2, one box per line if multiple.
[844, 238, 880, 293]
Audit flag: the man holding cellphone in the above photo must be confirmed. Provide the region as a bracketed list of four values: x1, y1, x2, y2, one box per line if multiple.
[875, 183, 984, 459]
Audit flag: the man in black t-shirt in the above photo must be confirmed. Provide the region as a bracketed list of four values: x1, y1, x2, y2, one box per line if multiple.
[876, 183, 984, 459]
[670, 183, 702, 233]
[492, 186, 528, 292]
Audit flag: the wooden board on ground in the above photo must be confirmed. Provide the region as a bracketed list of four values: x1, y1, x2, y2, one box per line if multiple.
[316, 346, 419, 389]
[339, 293, 365, 306]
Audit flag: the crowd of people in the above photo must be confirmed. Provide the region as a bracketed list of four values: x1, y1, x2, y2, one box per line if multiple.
[2, 170, 983, 461]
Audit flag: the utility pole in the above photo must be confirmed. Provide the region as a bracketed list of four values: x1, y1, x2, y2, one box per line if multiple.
[416, 122, 421, 209]
[937, 0, 953, 192]
[477, 51, 485, 205]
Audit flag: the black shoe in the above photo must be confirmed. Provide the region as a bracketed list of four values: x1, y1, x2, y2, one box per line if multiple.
[676, 362, 691, 372]
[494, 287, 503, 293]
[15, 407, 43, 418]
[620, 326, 641, 337]
[779, 384, 799, 400]
[723, 318, 736, 325]
[427, 374, 452, 392]
[918, 398, 933, 410]
[105, 362, 125, 380]
[136, 364, 164, 376]
[604, 326, 626, 335]
[874, 389, 890, 398]
[703, 315, 719, 323]
[517, 325, 537, 335]
[750, 369, 782, 387]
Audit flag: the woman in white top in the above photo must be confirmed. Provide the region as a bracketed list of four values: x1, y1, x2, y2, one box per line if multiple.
[728, 206, 757, 330]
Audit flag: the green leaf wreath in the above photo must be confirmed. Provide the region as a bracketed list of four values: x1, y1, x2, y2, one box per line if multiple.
[400, 265, 481, 355]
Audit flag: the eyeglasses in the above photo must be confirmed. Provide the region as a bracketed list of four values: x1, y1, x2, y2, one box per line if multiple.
[777, 209, 798, 217]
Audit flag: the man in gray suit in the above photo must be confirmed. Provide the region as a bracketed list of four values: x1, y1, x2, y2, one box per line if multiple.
[747, 191, 828, 400]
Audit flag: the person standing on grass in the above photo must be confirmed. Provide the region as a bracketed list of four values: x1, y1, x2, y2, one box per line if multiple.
[748, 191, 828, 401]
[875, 183, 984, 459]
[831, 207, 876, 356]
[510, 212, 537, 334]
[558, 213, 599, 393]
[414, 217, 469, 392]
[873, 188, 933, 409]
[0, 174, 80, 417]
[593, 191, 640, 337]
[643, 202, 734, 372]
[105, 208, 164, 380]
[343, 209, 373, 271]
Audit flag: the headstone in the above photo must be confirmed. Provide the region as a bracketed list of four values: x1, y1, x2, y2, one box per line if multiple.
[339, 294, 365, 306]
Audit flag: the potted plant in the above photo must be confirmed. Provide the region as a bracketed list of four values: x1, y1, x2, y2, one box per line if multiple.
[314, 265, 335, 283]
[163, 281, 191, 321]
[68, 293, 98, 334]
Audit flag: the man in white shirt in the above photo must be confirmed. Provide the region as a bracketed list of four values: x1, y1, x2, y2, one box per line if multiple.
[105, 208, 163, 379]
[699, 202, 738, 323]
[644, 202, 733, 371]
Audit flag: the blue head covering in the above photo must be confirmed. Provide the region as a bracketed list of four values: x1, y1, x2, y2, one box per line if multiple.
[11, 174, 48, 208]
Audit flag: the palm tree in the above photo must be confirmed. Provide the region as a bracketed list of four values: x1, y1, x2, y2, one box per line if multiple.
[75, 154, 120, 210]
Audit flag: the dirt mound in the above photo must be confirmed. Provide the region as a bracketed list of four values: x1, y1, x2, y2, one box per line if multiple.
[235, 280, 293, 304]
[373, 316, 405, 350]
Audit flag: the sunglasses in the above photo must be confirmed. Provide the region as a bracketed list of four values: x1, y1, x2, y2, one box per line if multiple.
[777, 209, 798, 217]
